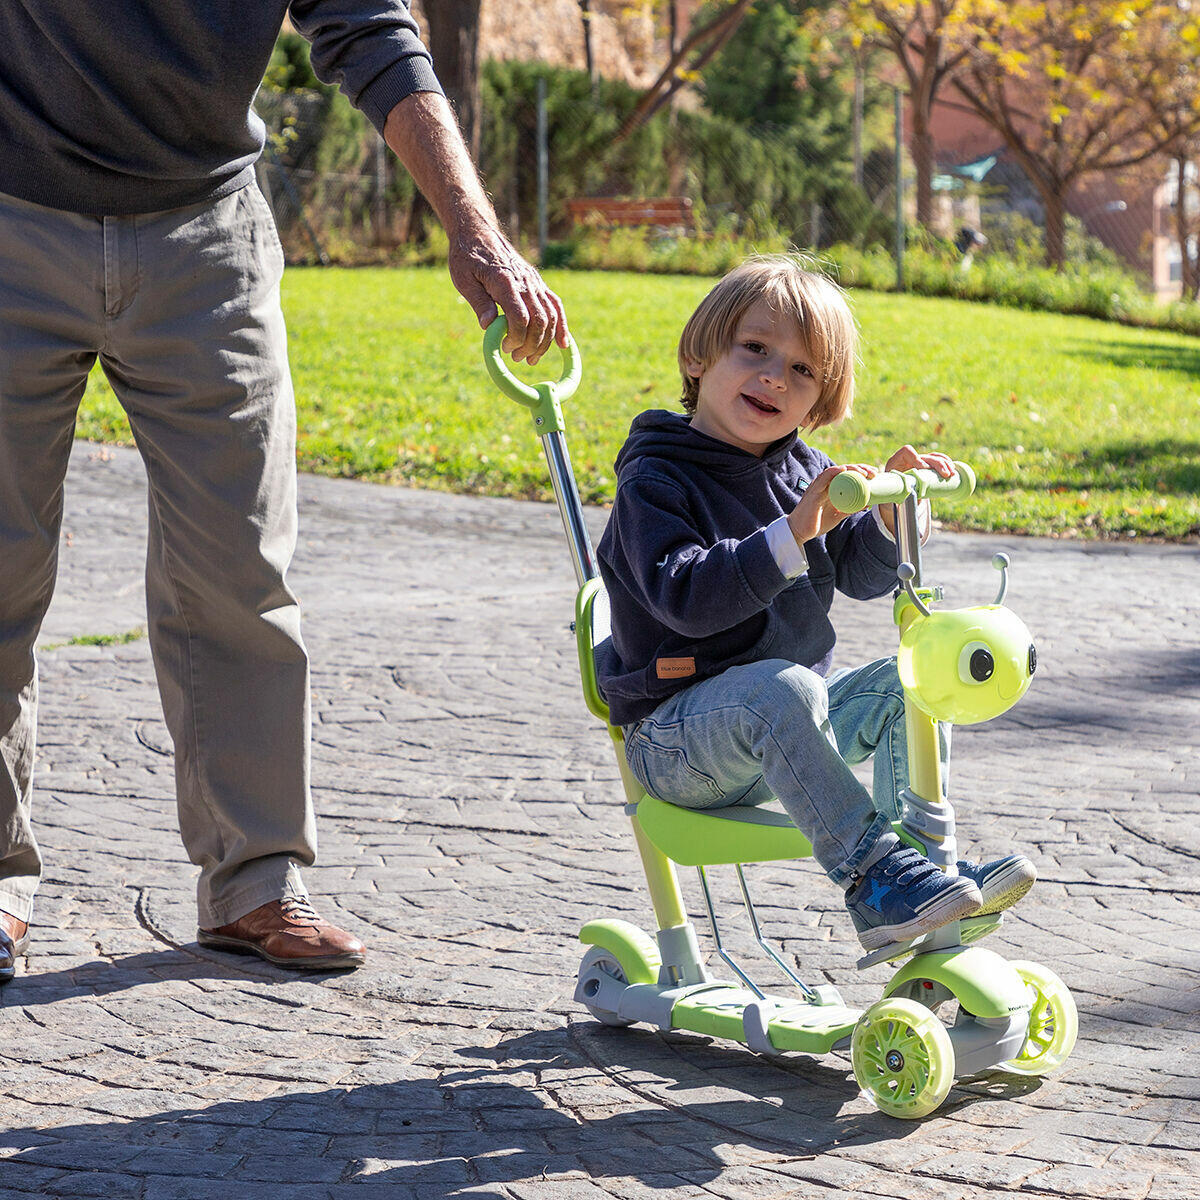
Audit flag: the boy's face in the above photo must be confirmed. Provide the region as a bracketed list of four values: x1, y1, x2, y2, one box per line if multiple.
[686, 300, 822, 456]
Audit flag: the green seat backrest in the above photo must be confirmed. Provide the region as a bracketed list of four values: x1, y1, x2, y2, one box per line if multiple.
[576, 579, 812, 866]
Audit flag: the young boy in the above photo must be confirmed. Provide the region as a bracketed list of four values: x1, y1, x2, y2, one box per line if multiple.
[596, 256, 1034, 952]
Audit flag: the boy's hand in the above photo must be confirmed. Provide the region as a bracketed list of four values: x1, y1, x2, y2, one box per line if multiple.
[788, 464, 877, 546]
[877, 445, 956, 536]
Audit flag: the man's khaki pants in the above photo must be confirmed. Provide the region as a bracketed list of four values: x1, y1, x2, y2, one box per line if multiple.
[0, 185, 316, 928]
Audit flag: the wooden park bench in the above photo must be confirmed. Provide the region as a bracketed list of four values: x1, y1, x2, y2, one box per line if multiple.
[565, 196, 696, 235]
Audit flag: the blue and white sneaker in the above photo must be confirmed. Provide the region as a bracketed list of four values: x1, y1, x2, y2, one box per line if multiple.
[845, 846, 983, 952]
[956, 855, 1036, 916]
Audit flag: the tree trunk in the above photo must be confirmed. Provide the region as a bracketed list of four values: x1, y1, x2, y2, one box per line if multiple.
[1176, 154, 1199, 301]
[907, 36, 943, 231]
[423, 0, 482, 159]
[910, 111, 935, 229]
[1043, 191, 1066, 270]
[579, 0, 595, 83]
[409, 0, 480, 243]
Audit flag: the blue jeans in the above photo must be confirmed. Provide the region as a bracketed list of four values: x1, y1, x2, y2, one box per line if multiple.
[624, 656, 948, 885]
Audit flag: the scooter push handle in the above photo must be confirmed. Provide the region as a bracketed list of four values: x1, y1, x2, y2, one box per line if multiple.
[482, 315, 581, 409]
[828, 461, 976, 514]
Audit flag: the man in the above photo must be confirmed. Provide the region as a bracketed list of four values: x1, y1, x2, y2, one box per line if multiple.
[0, 2, 567, 981]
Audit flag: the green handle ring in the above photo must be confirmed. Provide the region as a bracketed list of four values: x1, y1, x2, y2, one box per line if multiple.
[482, 315, 581, 436]
[829, 461, 976, 514]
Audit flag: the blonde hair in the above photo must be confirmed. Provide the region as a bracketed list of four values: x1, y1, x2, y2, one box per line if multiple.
[677, 255, 857, 429]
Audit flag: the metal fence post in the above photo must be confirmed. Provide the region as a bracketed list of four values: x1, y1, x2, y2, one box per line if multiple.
[374, 134, 388, 246]
[894, 87, 905, 291]
[537, 77, 549, 265]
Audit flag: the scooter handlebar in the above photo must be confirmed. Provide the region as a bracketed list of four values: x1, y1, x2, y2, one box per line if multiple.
[482, 315, 581, 409]
[828, 461, 976, 514]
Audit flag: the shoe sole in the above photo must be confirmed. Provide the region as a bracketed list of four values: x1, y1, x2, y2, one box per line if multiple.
[196, 932, 365, 971]
[977, 860, 1036, 916]
[858, 881, 983, 952]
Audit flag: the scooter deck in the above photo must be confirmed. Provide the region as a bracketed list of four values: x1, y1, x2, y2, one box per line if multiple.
[672, 988, 859, 1055]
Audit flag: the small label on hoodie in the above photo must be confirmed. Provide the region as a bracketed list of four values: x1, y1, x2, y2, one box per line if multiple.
[656, 657, 696, 679]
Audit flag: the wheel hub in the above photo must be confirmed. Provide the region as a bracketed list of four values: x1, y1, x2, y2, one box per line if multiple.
[885, 1049, 905, 1072]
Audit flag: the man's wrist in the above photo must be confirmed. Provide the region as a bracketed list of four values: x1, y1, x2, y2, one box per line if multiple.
[382, 92, 498, 237]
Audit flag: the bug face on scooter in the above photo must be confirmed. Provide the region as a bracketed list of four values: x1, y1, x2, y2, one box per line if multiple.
[897, 594, 1036, 726]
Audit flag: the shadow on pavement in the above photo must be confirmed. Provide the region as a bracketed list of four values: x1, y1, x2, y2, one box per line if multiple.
[0, 945, 356, 1008]
[2, 1027, 1045, 1192]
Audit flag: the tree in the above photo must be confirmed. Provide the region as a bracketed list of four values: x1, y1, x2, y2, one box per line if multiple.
[422, 0, 482, 157]
[1169, 144, 1200, 300]
[701, 1, 882, 175]
[615, 0, 756, 140]
[949, 0, 1200, 268]
[831, 2, 979, 228]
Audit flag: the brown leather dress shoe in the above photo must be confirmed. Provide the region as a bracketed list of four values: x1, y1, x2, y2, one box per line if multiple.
[0, 910, 30, 985]
[197, 898, 365, 970]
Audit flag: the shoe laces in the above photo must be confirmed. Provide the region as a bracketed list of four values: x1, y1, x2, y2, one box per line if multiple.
[280, 897, 321, 925]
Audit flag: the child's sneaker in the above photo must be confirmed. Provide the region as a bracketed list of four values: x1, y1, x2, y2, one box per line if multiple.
[955, 855, 1035, 916]
[845, 845, 982, 951]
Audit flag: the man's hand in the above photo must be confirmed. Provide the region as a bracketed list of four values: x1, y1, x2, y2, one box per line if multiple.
[446, 222, 567, 365]
[384, 92, 568, 365]
[788, 463, 877, 546]
[876, 444, 955, 536]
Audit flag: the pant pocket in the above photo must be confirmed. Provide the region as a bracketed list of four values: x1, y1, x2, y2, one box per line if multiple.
[626, 728, 726, 807]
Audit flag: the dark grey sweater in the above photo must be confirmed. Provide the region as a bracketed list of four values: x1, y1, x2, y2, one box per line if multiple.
[0, 2, 441, 215]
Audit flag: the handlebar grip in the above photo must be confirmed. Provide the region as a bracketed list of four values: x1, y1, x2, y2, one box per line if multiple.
[482, 315, 581, 408]
[828, 461, 976, 514]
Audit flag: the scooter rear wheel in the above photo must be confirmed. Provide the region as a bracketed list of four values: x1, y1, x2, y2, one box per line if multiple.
[577, 945, 636, 1027]
[852, 997, 955, 1119]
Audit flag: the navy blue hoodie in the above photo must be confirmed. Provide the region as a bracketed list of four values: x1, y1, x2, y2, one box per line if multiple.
[596, 410, 901, 726]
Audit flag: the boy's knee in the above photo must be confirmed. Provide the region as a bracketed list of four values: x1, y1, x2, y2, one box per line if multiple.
[745, 659, 828, 720]
[863, 656, 906, 713]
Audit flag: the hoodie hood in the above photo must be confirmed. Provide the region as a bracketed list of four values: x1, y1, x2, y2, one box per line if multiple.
[614, 409, 798, 479]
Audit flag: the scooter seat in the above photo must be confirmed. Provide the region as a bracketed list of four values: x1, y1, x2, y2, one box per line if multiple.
[636, 793, 813, 866]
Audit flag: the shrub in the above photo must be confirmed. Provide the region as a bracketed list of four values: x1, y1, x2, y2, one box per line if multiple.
[821, 241, 1200, 337]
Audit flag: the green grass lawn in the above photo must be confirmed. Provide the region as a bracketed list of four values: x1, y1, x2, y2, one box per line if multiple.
[78, 266, 1200, 539]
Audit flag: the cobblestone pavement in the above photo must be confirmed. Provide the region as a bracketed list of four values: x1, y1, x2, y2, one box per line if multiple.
[1, 441, 1197, 1200]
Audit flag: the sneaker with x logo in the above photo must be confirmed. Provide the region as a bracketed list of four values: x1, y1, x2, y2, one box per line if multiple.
[844, 845, 982, 952]
[955, 854, 1036, 916]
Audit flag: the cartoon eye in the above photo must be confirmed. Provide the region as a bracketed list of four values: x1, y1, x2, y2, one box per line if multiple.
[1028, 644, 1037, 676]
[958, 641, 994, 684]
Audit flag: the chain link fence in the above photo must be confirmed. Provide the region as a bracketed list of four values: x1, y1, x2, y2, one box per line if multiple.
[253, 73, 1153, 286]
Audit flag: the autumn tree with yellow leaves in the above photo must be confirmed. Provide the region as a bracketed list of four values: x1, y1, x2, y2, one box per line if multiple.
[833, 2, 980, 228]
[950, 0, 1200, 268]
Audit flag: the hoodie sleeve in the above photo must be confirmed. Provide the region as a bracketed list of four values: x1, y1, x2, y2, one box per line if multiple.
[605, 471, 792, 638]
[288, 1, 442, 133]
[825, 508, 901, 600]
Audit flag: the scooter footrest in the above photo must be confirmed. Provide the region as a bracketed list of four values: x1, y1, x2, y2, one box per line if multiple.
[854, 912, 1005, 970]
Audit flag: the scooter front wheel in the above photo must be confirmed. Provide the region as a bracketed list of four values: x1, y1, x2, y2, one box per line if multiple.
[852, 997, 955, 1119]
[1000, 961, 1077, 1076]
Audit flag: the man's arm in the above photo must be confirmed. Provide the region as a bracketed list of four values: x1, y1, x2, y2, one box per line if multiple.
[383, 91, 567, 365]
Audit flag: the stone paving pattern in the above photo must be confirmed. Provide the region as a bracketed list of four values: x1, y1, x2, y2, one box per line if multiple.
[1, 441, 1197, 1199]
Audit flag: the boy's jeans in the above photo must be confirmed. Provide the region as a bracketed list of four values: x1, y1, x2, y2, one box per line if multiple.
[623, 656, 949, 886]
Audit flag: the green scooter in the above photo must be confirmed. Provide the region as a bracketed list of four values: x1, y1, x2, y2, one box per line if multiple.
[483, 319, 1076, 1119]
